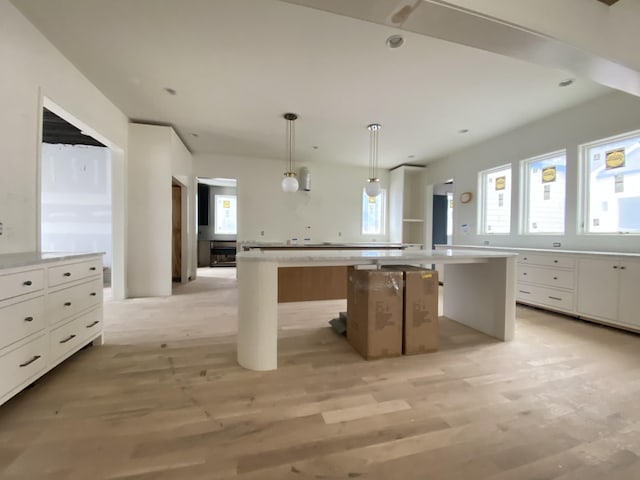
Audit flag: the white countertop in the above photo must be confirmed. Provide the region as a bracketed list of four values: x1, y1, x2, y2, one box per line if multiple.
[439, 244, 640, 258]
[240, 242, 409, 249]
[0, 252, 103, 270]
[237, 248, 517, 266]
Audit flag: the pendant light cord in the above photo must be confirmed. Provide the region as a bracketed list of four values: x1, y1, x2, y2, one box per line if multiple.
[368, 123, 381, 179]
[284, 113, 297, 174]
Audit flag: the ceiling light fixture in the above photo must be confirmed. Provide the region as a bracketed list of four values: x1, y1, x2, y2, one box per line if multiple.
[459, 129, 469, 134]
[281, 113, 299, 193]
[163, 87, 177, 95]
[386, 34, 405, 49]
[365, 123, 382, 197]
[558, 78, 574, 87]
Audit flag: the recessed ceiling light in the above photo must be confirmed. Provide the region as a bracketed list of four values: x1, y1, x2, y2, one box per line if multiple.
[408, 155, 415, 159]
[459, 129, 469, 134]
[312, 146, 319, 150]
[386, 35, 405, 49]
[191, 133, 199, 138]
[163, 87, 177, 95]
[558, 78, 574, 87]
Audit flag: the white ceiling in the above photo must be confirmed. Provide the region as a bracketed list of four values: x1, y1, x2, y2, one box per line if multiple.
[11, 0, 612, 169]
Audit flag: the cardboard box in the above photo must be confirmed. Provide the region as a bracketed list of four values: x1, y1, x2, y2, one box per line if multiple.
[383, 265, 439, 354]
[346, 267, 403, 360]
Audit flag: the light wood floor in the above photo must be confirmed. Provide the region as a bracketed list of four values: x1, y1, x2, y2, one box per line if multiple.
[2, 268, 640, 479]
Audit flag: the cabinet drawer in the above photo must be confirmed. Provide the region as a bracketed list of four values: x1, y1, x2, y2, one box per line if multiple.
[518, 254, 575, 269]
[517, 283, 574, 311]
[0, 334, 48, 396]
[518, 266, 574, 289]
[0, 269, 44, 301]
[50, 317, 84, 362]
[48, 258, 102, 288]
[46, 279, 103, 326]
[77, 307, 103, 343]
[0, 296, 46, 350]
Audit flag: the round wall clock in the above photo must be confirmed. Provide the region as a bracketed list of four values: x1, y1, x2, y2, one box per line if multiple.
[459, 191, 473, 204]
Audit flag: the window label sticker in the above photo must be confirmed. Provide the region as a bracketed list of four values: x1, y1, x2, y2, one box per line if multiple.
[606, 149, 625, 169]
[544, 184, 551, 200]
[615, 174, 624, 193]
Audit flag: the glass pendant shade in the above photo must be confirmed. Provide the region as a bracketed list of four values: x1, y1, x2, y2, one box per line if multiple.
[282, 113, 299, 193]
[281, 173, 299, 193]
[365, 178, 381, 197]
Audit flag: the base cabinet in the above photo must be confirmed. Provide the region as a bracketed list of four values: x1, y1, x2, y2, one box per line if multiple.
[577, 257, 640, 330]
[0, 253, 103, 407]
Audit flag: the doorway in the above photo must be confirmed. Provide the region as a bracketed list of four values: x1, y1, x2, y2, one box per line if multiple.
[432, 180, 454, 283]
[40, 106, 113, 290]
[196, 177, 238, 269]
[172, 182, 182, 282]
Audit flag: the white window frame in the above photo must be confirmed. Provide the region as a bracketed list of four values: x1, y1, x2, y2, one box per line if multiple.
[520, 150, 567, 235]
[478, 164, 512, 235]
[361, 188, 386, 236]
[580, 129, 640, 235]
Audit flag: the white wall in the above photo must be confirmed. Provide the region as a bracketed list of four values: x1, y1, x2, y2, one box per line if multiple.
[41, 143, 112, 267]
[170, 130, 197, 283]
[127, 124, 195, 297]
[194, 154, 390, 244]
[0, 1, 128, 295]
[424, 91, 640, 253]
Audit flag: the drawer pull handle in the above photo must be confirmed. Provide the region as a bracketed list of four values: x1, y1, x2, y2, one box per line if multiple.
[19, 355, 41, 368]
[553, 276, 558, 280]
[620, 266, 626, 270]
[548, 296, 562, 301]
[523, 257, 528, 260]
[64, 302, 72, 307]
[522, 272, 527, 276]
[90, 292, 97, 297]
[90, 267, 97, 271]
[60, 334, 76, 344]
[613, 265, 618, 269]
[63, 272, 72, 277]
[24, 316, 34, 322]
[553, 260, 558, 263]
[86, 320, 100, 328]
[519, 290, 531, 295]
[23, 280, 33, 286]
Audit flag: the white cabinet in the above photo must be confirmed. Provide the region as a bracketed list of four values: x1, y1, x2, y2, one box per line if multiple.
[389, 165, 425, 245]
[517, 253, 576, 314]
[577, 256, 640, 329]
[0, 253, 103, 407]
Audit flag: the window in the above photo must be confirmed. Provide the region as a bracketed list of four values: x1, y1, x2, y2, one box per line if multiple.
[583, 130, 640, 234]
[362, 189, 385, 235]
[214, 194, 237, 234]
[522, 151, 566, 234]
[479, 165, 512, 234]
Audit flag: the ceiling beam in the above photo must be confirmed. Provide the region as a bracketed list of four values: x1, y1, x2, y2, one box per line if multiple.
[281, 0, 640, 97]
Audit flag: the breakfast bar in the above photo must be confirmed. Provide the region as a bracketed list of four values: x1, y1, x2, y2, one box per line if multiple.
[237, 248, 518, 371]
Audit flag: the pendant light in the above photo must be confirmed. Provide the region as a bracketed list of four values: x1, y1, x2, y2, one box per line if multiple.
[365, 123, 382, 197]
[281, 113, 299, 193]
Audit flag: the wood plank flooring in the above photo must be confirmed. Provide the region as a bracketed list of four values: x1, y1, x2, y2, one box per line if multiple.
[2, 268, 640, 479]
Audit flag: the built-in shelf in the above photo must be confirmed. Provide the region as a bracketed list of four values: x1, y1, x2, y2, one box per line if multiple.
[403, 218, 424, 223]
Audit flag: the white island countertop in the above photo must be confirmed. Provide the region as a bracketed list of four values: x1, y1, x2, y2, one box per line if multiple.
[236, 248, 518, 266]
[0, 252, 104, 270]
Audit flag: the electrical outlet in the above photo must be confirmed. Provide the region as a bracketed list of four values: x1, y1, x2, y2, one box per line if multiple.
[553, 242, 561, 247]
[260, 230, 264, 236]
[483, 240, 489, 245]
[338, 231, 342, 237]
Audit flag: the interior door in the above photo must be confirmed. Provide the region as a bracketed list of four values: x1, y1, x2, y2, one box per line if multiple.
[432, 194, 448, 249]
[172, 185, 182, 282]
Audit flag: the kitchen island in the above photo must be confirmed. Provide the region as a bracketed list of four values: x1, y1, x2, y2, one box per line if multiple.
[241, 242, 417, 302]
[237, 248, 517, 371]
